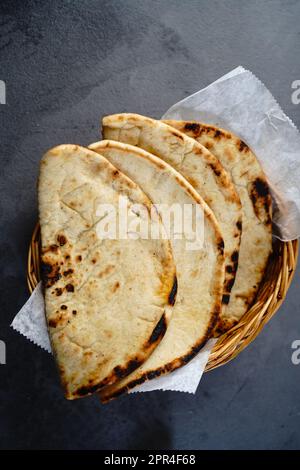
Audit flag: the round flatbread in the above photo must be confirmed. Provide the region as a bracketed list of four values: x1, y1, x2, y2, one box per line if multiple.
[164, 120, 272, 332]
[102, 114, 242, 329]
[89, 140, 224, 401]
[39, 144, 176, 399]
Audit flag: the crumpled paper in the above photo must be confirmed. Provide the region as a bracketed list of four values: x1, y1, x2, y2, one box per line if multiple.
[129, 338, 217, 394]
[162, 66, 300, 241]
[11, 66, 300, 394]
[11, 282, 51, 353]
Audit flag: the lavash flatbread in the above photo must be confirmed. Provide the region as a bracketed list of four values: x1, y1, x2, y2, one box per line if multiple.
[89, 140, 225, 401]
[164, 121, 272, 331]
[102, 114, 242, 316]
[38, 144, 176, 399]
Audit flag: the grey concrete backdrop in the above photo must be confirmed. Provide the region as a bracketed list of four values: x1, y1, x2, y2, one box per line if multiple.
[0, 0, 300, 450]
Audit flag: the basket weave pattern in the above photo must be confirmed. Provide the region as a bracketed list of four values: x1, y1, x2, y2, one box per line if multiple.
[27, 223, 298, 371]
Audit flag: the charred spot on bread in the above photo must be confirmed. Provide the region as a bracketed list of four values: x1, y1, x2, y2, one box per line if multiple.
[148, 314, 167, 345]
[57, 234, 67, 246]
[252, 177, 269, 198]
[113, 358, 143, 380]
[222, 294, 230, 305]
[65, 283, 74, 292]
[217, 239, 225, 255]
[238, 140, 249, 152]
[168, 276, 178, 306]
[236, 220, 242, 231]
[112, 281, 120, 293]
[171, 130, 184, 140]
[41, 262, 61, 288]
[209, 162, 221, 177]
[63, 269, 74, 276]
[225, 277, 235, 293]
[184, 122, 200, 134]
[250, 177, 271, 223]
[76, 383, 104, 397]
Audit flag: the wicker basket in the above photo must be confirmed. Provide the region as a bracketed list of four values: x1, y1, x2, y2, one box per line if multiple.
[27, 223, 298, 372]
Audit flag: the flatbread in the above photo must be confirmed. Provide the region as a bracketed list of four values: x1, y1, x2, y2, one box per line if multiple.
[38, 144, 176, 399]
[89, 140, 225, 401]
[102, 114, 242, 324]
[164, 120, 272, 331]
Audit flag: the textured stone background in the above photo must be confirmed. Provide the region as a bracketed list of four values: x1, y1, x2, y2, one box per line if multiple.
[0, 0, 300, 450]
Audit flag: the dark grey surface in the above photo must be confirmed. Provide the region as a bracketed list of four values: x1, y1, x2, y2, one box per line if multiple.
[0, 0, 300, 450]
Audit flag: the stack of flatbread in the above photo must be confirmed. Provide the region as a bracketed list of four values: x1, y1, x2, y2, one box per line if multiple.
[38, 113, 272, 402]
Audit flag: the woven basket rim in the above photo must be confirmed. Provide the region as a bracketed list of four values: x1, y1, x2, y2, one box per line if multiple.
[27, 223, 298, 371]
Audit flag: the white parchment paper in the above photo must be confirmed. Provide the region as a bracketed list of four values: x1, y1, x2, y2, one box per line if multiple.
[11, 66, 300, 394]
[11, 282, 51, 353]
[162, 66, 300, 241]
